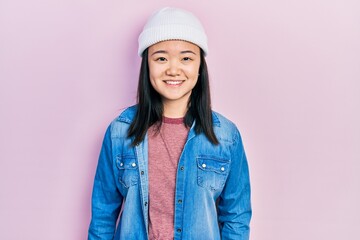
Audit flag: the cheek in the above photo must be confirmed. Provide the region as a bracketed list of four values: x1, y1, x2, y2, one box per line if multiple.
[148, 64, 157, 83]
[149, 64, 166, 80]
[149, 75, 158, 90]
[186, 64, 201, 78]
[148, 62, 155, 77]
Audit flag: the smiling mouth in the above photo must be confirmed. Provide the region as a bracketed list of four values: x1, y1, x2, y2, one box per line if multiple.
[163, 80, 184, 85]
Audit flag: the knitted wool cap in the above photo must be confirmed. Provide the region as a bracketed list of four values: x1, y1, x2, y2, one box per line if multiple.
[138, 7, 208, 57]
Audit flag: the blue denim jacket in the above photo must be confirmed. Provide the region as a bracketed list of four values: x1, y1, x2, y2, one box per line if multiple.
[88, 105, 251, 240]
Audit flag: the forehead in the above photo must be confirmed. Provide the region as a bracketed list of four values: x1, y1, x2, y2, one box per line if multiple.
[148, 40, 200, 54]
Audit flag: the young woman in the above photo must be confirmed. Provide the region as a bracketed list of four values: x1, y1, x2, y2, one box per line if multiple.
[88, 7, 251, 240]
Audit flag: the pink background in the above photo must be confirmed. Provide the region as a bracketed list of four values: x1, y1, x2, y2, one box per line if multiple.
[1, 0, 359, 239]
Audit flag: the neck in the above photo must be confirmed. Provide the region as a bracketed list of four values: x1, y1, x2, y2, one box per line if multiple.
[162, 100, 188, 118]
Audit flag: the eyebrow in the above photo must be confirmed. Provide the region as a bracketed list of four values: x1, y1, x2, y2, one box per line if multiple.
[151, 50, 197, 56]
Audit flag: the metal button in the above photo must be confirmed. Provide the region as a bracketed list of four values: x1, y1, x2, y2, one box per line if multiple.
[120, 162, 124, 167]
[141, 171, 144, 175]
[202, 163, 206, 168]
[180, 166, 184, 171]
[178, 199, 182, 204]
[220, 167, 225, 171]
[131, 163, 136, 167]
[177, 228, 182, 233]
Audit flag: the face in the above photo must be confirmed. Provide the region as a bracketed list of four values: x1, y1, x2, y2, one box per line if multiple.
[147, 40, 201, 109]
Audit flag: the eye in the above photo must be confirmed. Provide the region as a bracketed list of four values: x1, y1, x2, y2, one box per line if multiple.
[155, 57, 167, 62]
[182, 57, 192, 61]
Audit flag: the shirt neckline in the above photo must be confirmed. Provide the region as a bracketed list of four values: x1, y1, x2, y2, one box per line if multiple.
[162, 116, 184, 124]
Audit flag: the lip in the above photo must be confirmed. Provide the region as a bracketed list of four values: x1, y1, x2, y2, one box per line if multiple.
[163, 80, 185, 86]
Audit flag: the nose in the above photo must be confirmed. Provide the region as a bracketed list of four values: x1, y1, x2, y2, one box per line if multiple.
[166, 60, 181, 76]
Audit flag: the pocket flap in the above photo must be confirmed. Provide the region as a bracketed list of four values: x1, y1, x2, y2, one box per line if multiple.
[196, 157, 230, 174]
[116, 155, 138, 170]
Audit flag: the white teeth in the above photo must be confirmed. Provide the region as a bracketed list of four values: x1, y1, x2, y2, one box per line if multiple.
[165, 81, 182, 85]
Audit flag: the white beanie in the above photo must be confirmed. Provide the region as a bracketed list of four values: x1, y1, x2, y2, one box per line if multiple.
[138, 7, 208, 57]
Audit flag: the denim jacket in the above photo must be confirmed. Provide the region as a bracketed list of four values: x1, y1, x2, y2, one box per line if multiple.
[88, 105, 251, 240]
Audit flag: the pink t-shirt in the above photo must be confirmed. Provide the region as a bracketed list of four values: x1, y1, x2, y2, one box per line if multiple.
[148, 117, 189, 240]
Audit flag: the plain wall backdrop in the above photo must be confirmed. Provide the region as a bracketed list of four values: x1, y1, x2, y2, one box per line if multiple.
[1, 0, 359, 239]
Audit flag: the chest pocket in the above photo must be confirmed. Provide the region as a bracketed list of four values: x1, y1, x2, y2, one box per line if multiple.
[196, 156, 230, 191]
[116, 155, 139, 188]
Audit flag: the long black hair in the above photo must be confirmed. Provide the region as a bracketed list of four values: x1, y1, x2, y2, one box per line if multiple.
[128, 48, 219, 146]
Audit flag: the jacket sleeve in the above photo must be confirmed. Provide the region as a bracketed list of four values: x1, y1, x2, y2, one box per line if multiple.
[88, 125, 123, 240]
[218, 129, 252, 240]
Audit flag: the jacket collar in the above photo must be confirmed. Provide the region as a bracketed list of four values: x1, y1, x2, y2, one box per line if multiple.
[117, 105, 138, 124]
